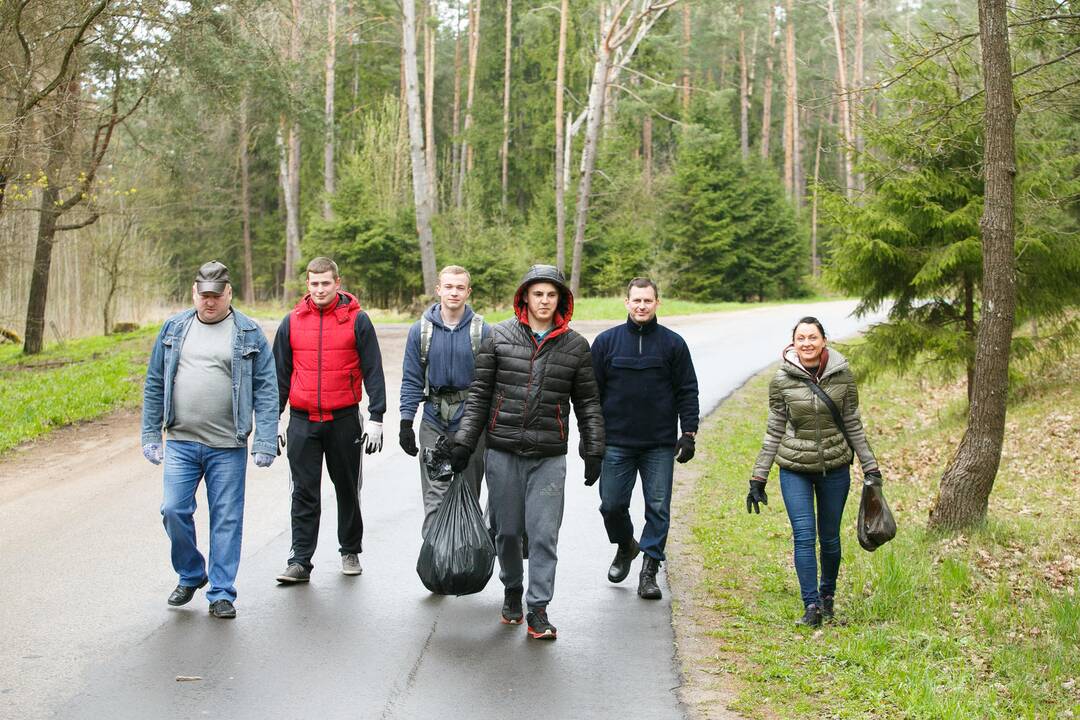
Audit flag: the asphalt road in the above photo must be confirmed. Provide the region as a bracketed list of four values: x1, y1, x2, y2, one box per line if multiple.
[0, 299, 884, 720]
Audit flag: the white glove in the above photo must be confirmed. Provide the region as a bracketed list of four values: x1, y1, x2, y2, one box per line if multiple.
[363, 421, 383, 454]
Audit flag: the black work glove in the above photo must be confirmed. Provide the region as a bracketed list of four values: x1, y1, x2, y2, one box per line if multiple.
[864, 469, 883, 485]
[584, 455, 603, 486]
[399, 420, 419, 457]
[675, 433, 696, 463]
[746, 479, 768, 514]
[449, 443, 473, 473]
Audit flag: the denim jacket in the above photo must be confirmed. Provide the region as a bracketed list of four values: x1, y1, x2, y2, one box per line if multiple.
[141, 308, 279, 456]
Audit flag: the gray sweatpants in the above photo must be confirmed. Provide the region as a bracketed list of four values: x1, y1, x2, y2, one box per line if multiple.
[485, 447, 566, 611]
[419, 420, 485, 537]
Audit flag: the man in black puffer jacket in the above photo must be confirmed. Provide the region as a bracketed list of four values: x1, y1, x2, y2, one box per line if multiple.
[451, 264, 605, 640]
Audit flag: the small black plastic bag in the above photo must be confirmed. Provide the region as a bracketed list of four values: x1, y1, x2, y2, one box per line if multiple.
[416, 439, 495, 595]
[422, 435, 454, 484]
[857, 475, 897, 552]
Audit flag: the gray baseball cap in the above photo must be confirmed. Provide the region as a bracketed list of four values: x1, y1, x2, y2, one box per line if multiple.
[195, 261, 230, 294]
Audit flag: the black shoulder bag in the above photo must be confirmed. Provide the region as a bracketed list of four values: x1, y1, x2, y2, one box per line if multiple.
[797, 376, 896, 552]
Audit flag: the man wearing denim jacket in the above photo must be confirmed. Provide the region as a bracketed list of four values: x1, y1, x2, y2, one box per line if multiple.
[141, 261, 278, 619]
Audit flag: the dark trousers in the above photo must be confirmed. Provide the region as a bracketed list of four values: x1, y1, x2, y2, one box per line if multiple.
[779, 466, 851, 607]
[286, 409, 364, 570]
[598, 445, 676, 561]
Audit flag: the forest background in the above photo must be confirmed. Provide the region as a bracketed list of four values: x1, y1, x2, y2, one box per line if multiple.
[2, 0, 1074, 344]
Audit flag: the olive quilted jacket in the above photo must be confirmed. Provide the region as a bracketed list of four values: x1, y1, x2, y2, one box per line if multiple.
[752, 346, 879, 480]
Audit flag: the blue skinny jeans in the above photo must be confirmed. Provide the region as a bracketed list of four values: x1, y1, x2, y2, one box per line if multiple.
[779, 465, 851, 608]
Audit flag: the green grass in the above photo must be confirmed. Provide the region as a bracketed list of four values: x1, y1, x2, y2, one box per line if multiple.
[0, 326, 157, 453]
[686, 361, 1080, 719]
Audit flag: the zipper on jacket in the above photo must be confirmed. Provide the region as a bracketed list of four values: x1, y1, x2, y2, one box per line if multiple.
[812, 388, 826, 475]
[490, 393, 504, 431]
[317, 311, 324, 419]
[556, 403, 565, 440]
[521, 331, 543, 429]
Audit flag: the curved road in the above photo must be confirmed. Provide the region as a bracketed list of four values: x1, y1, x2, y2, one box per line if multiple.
[0, 300, 883, 720]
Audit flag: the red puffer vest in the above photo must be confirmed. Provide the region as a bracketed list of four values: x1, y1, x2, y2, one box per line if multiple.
[288, 292, 363, 421]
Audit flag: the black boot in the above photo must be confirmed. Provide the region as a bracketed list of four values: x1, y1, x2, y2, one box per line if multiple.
[796, 603, 823, 627]
[607, 538, 640, 583]
[637, 555, 662, 600]
[820, 595, 835, 620]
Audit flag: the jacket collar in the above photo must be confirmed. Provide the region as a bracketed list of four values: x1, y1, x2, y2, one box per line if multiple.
[781, 344, 848, 380]
[625, 315, 659, 335]
[425, 302, 475, 330]
[296, 291, 361, 324]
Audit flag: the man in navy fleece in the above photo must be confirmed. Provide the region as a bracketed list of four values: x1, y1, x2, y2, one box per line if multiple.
[590, 277, 699, 600]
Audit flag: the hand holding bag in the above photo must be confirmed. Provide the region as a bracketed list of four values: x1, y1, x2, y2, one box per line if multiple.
[857, 473, 897, 551]
[797, 376, 897, 551]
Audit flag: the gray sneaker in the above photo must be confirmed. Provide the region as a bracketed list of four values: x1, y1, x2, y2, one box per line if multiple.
[341, 553, 363, 576]
[276, 563, 311, 583]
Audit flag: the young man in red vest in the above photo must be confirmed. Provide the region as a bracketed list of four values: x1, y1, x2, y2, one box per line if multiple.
[272, 257, 387, 583]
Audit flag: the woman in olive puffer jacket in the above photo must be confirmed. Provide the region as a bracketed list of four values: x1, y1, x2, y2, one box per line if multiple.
[747, 317, 881, 627]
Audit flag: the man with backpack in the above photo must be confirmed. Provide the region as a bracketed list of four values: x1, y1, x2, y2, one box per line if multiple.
[400, 265, 491, 536]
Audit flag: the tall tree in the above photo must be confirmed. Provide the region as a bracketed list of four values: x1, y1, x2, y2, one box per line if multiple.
[826, 0, 855, 199]
[402, 0, 438, 291]
[282, 0, 303, 290]
[929, 0, 1018, 531]
[324, 0, 337, 221]
[738, 3, 749, 159]
[239, 95, 255, 301]
[553, 0, 571, 271]
[423, 0, 437, 214]
[451, 2, 464, 206]
[570, 0, 677, 296]
[455, 0, 481, 207]
[0, 0, 109, 218]
[760, 3, 776, 159]
[500, 0, 513, 210]
[681, 2, 692, 113]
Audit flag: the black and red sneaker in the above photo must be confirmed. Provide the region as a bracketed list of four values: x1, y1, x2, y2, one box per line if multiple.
[501, 587, 524, 625]
[526, 608, 557, 640]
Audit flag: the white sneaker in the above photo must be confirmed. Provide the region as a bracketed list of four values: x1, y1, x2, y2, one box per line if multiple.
[341, 553, 363, 576]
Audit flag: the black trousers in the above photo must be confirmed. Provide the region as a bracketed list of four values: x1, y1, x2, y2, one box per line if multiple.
[286, 408, 364, 570]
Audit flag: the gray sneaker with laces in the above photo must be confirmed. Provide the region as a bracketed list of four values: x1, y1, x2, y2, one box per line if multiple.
[276, 563, 311, 583]
[341, 553, 363, 576]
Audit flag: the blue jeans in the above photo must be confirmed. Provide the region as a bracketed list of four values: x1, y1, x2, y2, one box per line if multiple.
[779, 466, 851, 608]
[599, 445, 675, 561]
[161, 440, 247, 603]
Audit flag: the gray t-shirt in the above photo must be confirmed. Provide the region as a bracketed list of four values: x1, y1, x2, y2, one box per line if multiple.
[168, 313, 243, 448]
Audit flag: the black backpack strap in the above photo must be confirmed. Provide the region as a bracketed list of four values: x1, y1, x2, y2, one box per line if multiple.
[797, 376, 855, 453]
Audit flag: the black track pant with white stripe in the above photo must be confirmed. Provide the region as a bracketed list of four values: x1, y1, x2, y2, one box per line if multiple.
[286, 407, 364, 570]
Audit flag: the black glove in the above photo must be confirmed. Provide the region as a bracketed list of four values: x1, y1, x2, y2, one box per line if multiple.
[399, 420, 419, 457]
[746, 479, 768, 514]
[449, 443, 473, 473]
[675, 433, 695, 463]
[864, 469, 883, 485]
[584, 455, 603, 486]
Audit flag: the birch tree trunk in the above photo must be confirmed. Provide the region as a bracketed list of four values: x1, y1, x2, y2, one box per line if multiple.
[282, 0, 303, 291]
[403, 0, 438, 291]
[569, 0, 674, 295]
[240, 96, 255, 301]
[554, 0, 570, 271]
[424, 0, 438, 214]
[760, 3, 776, 159]
[853, 0, 865, 193]
[500, 0, 513, 210]
[782, 1, 794, 197]
[456, 0, 481, 206]
[642, 113, 653, 192]
[826, 0, 855, 200]
[929, 0, 1017, 531]
[323, 0, 337, 221]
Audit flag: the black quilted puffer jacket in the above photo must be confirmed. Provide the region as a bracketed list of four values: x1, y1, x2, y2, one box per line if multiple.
[454, 265, 605, 458]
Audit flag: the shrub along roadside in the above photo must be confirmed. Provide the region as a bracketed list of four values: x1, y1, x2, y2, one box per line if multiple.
[677, 363, 1079, 719]
[0, 326, 157, 454]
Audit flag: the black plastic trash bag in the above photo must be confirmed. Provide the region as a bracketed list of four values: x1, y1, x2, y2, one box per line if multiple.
[857, 474, 897, 552]
[416, 438, 495, 595]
